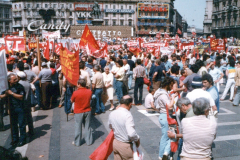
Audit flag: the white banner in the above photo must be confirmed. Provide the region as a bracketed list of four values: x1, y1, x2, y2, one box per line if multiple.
[42, 30, 60, 39]
[0, 49, 8, 93]
[0, 38, 5, 44]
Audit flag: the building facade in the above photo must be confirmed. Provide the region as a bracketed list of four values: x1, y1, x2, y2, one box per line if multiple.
[0, 1, 12, 37]
[203, 0, 213, 38]
[11, 0, 137, 37]
[173, 9, 182, 35]
[136, 0, 175, 37]
[212, 0, 240, 38]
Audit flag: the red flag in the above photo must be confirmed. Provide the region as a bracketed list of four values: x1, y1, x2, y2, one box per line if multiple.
[165, 41, 169, 47]
[175, 34, 180, 43]
[177, 28, 182, 35]
[88, 43, 108, 58]
[164, 33, 170, 38]
[129, 47, 142, 56]
[89, 131, 114, 160]
[43, 40, 49, 60]
[79, 25, 100, 50]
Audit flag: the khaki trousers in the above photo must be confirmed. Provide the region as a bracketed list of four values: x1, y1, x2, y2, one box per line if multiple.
[181, 157, 211, 160]
[113, 139, 133, 160]
[153, 81, 161, 90]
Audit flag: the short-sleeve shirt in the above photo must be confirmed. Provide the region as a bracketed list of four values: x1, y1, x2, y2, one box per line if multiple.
[209, 67, 222, 81]
[92, 71, 104, 88]
[154, 65, 164, 81]
[9, 83, 25, 108]
[186, 89, 215, 107]
[116, 67, 125, 81]
[145, 93, 154, 109]
[154, 89, 170, 114]
[71, 88, 92, 113]
[24, 70, 37, 83]
[19, 80, 31, 107]
[127, 60, 135, 71]
[183, 73, 199, 92]
[38, 68, 52, 83]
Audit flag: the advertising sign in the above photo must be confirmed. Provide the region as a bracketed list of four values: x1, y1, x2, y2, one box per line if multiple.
[74, 2, 103, 11]
[42, 30, 61, 39]
[70, 26, 133, 38]
[105, 9, 134, 13]
[137, 3, 169, 19]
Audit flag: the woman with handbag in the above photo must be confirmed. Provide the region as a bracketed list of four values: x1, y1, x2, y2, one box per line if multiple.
[103, 66, 114, 111]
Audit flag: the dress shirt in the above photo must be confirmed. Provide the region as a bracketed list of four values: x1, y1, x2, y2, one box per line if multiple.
[180, 115, 217, 159]
[108, 107, 139, 143]
[133, 65, 145, 79]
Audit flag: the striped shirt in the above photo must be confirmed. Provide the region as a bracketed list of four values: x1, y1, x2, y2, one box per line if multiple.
[180, 115, 217, 159]
[133, 65, 145, 79]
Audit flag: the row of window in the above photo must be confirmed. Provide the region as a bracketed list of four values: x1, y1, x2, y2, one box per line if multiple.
[105, 5, 132, 9]
[105, 20, 132, 26]
[105, 13, 132, 17]
[14, 3, 133, 10]
[139, 12, 168, 16]
[24, 11, 73, 17]
[14, 3, 73, 9]
[138, 26, 167, 32]
[0, 8, 11, 19]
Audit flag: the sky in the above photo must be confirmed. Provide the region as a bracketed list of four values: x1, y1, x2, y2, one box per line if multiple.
[174, 0, 206, 29]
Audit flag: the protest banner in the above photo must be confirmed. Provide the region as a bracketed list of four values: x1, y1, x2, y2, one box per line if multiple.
[0, 49, 8, 93]
[4, 36, 25, 53]
[59, 46, 79, 86]
[42, 30, 61, 39]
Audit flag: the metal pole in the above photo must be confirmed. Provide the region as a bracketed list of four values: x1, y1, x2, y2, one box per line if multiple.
[37, 37, 41, 72]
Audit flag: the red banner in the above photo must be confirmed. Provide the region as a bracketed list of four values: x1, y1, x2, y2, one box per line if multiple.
[59, 46, 79, 86]
[43, 40, 49, 60]
[210, 38, 225, 51]
[5, 36, 25, 53]
[129, 47, 142, 56]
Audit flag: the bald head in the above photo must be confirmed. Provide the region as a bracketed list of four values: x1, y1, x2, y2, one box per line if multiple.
[120, 95, 133, 107]
[123, 59, 128, 65]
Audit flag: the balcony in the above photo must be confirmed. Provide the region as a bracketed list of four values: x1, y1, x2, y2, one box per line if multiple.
[12, 24, 23, 28]
[12, 8, 21, 12]
[13, 15, 22, 18]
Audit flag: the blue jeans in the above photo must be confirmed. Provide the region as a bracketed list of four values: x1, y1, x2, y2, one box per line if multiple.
[115, 80, 123, 102]
[128, 71, 133, 90]
[177, 138, 183, 160]
[159, 113, 170, 158]
[64, 87, 73, 114]
[34, 80, 41, 107]
[11, 107, 26, 142]
[94, 88, 105, 114]
[134, 77, 143, 104]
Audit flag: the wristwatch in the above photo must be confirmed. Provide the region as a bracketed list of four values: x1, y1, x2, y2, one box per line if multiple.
[11, 92, 14, 96]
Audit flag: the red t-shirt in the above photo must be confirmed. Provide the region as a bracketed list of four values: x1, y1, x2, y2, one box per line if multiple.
[71, 88, 92, 114]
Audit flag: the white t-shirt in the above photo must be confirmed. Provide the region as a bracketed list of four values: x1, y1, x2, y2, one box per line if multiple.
[123, 64, 130, 75]
[186, 89, 215, 107]
[145, 93, 154, 109]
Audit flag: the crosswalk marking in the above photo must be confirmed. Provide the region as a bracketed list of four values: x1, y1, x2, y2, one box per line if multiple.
[218, 121, 240, 126]
[218, 108, 236, 116]
[214, 134, 240, 142]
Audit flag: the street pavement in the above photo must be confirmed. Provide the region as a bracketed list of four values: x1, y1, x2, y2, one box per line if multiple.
[1, 83, 240, 160]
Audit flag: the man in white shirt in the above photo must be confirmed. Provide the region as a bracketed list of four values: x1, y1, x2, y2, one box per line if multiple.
[189, 54, 196, 66]
[109, 95, 140, 160]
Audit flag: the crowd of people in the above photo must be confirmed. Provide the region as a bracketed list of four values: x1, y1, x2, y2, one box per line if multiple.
[1, 39, 240, 160]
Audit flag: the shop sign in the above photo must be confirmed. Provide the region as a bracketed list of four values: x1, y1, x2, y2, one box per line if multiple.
[74, 2, 103, 11]
[104, 9, 135, 13]
[76, 12, 92, 18]
[137, 3, 169, 19]
[137, 22, 167, 26]
[77, 20, 92, 24]
[27, 20, 70, 32]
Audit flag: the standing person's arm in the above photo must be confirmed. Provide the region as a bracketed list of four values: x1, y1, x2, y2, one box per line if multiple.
[126, 114, 140, 147]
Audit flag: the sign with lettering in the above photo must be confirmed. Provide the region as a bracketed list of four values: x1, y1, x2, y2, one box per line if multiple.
[76, 12, 92, 18]
[27, 21, 70, 32]
[74, 2, 103, 11]
[70, 26, 132, 38]
[59, 46, 79, 86]
[104, 9, 135, 13]
[137, 3, 169, 19]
